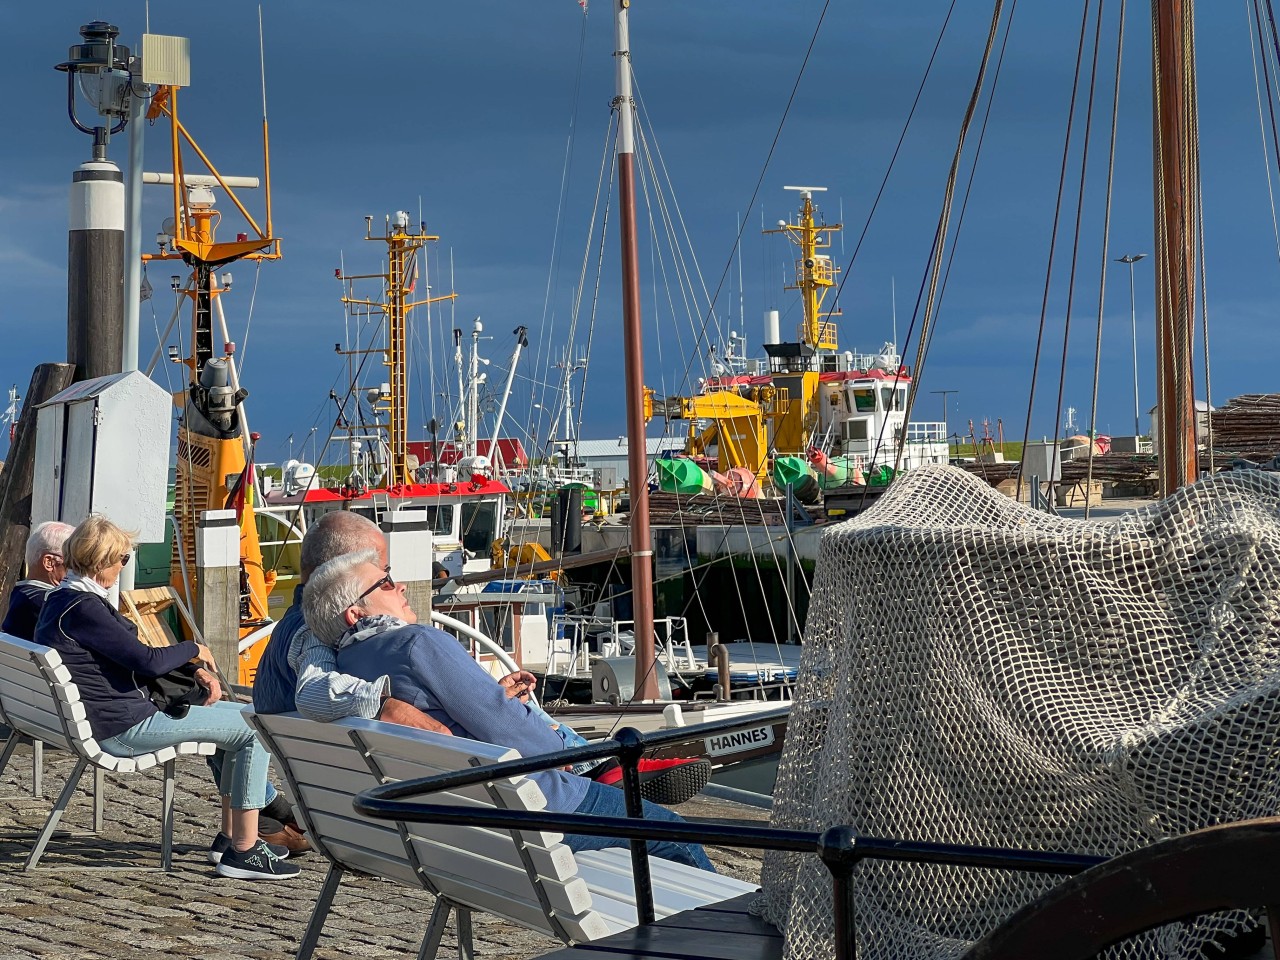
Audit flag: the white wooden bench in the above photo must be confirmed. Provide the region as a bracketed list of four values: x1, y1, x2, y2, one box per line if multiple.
[0, 681, 46, 799]
[0, 632, 217, 870]
[246, 711, 757, 960]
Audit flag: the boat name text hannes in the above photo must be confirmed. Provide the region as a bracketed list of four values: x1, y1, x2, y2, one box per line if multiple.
[705, 725, 776, 756]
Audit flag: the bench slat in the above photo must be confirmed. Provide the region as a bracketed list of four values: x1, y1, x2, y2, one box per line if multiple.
[321, 837, 425, 889]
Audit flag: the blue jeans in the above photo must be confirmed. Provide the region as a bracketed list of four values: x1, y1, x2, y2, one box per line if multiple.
[207, 755, 278, 806]
[99, 701, 271, 810]
[529, 703, 604, 777]
[566, 780, 715, 872]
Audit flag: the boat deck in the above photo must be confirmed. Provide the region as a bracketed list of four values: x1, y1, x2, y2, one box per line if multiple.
[691, 642, 803, 685]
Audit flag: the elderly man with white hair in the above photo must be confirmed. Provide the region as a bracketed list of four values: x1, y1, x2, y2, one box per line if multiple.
[3, 521, 74, 640]
[303, 549, 716, 871]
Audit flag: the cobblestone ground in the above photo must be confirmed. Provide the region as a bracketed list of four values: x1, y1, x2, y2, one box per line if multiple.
[0, 732, 766, 960]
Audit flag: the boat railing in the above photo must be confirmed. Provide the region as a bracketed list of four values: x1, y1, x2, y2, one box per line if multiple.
[354, 708, 1102, 954]
[904, 421, 948, 443]
[550, 614, 697, 676]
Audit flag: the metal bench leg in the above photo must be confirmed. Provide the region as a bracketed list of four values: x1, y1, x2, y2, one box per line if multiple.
[160, 759, 176, 871]
[417, 898, 454, 960]
[24, 757, 88, 870]
[92, 767, 105, 833]
[0, 734, 19, 781]
[296, 863, 345, 960]
[455, 908, 473, 960]
[32, 740, 43, 798]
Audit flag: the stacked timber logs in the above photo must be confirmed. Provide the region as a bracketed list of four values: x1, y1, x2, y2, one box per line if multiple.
[647, 491, 821, 527]
[1207, 394, 1280, 464]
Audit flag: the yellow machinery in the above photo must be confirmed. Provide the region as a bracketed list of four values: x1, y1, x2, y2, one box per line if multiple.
[647, 387, 786, 481]
[141, 84, 280, 684]
[646, 188, 841, 472]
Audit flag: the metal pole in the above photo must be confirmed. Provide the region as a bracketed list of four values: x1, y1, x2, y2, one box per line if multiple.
[615, 0, 658, 701]
[1116, 254, 1147, 437]
[122, 80, 147, 373]
[931, 389, 957, 456]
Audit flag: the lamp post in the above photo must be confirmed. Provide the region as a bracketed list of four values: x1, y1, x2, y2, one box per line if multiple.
[931, 389, 958, 457]
[1116, 253, 1147, 437]
[56, 21, 137, 382]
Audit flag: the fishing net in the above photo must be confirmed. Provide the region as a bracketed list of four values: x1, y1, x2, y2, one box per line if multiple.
[757, 464, 1280, 960]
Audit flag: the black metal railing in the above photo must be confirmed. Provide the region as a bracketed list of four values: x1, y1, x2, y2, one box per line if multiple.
[353, 709, 1103, 960]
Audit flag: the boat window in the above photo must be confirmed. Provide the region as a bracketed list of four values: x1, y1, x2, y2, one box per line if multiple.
[898, 388, 907, 408]
[416, 504, 455, 536]
[461, 500, 499, 554]
[842, 419, 870, 441]
[851, 389, 876, 413]
[881, 386, 905, 411]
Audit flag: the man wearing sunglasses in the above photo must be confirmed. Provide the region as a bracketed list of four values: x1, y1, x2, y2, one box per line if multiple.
[2, 521, 74, 641]
[302, 550, 715, 872]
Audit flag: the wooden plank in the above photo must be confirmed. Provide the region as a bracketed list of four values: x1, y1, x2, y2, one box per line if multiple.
[119, 589, 182, 649]
[535, 913, 782, 960]
[685, 894, 767, 916]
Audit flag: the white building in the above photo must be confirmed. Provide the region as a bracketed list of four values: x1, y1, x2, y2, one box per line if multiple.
[569, 436, 679, 489]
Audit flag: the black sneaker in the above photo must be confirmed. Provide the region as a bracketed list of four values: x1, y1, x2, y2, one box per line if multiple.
[207, 832, 290, 865]
[215, 840, 301, 880]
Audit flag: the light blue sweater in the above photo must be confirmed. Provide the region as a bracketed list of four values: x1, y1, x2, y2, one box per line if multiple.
[336, 622, 589, 812]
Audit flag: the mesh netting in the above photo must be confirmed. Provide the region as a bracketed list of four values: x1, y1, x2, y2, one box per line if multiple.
[757, 464, 1280, 960]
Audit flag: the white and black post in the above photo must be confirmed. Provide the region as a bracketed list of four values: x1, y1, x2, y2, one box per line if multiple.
[67, 159, 125, 381]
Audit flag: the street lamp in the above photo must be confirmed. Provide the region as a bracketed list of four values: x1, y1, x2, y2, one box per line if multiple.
[1115, 253, 1147, 437]
[55, 21, 135, 161]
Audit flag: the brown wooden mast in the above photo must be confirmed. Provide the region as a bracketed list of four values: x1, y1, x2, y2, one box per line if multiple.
[1151, 0, 1199, 493]
[614, 0, 658, 700]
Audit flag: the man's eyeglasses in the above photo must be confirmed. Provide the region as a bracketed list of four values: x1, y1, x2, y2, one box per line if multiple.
[353, 568, 395, 606]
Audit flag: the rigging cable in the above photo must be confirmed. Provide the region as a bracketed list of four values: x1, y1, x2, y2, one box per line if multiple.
[1085, 0, 1128, 519]
[1245, 0, 1280, 263]
[1015, 0, 1098, 491]
[668, 0, 833, 396]
[530, 8, 592, 458]
[1192, 10, 1215, 471]
[888, 0, 1013, 481]
[1050, 0, 1108, 479]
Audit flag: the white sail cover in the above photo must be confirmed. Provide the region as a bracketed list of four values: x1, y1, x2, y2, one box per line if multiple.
[758, 464, 1280, 959]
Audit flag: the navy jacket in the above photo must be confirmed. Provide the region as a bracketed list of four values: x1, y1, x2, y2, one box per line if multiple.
[34, 587, 200, 741]
[2, 581, 53, 641]
[251, 584, 305, 714]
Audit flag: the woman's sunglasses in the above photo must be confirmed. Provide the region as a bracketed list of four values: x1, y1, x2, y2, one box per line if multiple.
[353, 569, 395, 605]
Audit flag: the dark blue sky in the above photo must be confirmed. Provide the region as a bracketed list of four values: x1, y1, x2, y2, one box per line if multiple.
[5, 2, 1280, 465]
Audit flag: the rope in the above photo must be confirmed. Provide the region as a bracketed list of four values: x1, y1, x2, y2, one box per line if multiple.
[1247, 0, 1280, 263]
[890, 0, 1010, 479]
[1085, 0, 1128, 519]
[1050, 0, 1107, 487]
[668, 0, 833, 396]
[1015, 0, 1096, 492]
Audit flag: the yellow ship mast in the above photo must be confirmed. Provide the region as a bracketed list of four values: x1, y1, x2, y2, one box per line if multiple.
[765, 186, 841, 353]
[337, 213, 457, 487]
[140, 81, 281, 678]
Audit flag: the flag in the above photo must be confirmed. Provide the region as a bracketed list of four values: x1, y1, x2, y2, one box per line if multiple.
[404, 253, 418, 294]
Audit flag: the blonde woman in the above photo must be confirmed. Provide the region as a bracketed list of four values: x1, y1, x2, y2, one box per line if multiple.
[34, 515, 298, 880]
